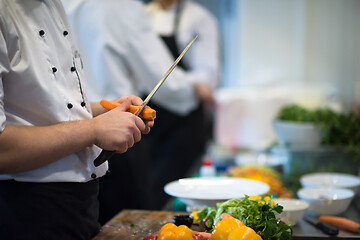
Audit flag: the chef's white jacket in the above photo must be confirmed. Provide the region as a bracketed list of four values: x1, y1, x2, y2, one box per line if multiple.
[146, 0, 220, 90]
[0, 0, 107, 182]
[62, 0, 210, 116]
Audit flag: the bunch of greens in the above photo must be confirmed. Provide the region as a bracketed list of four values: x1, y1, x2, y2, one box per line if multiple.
[276, 104, 337, 124]
[197, 197, 293, 240]
[276, 104, 360, 164]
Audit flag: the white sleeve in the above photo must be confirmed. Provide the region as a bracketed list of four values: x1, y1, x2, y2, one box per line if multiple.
[0, 77, 5, 132]
[0, 17, 9, 133]
[70, 0, 198, 115]
[178, 2, 221, 89]
[111, 0, 198, 115]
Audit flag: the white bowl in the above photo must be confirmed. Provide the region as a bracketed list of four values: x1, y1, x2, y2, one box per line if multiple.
[300, 172, 360, 194]
[273, 120, 323, 149]
[297, 188, 354, 215]
[275, 198, 309, 223]
[164, 177, 270, 208]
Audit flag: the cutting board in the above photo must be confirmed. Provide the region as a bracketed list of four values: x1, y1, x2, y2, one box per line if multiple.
[92, 209, 201, 240]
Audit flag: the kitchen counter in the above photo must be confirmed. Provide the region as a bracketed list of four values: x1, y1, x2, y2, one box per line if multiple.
[92, 203, 360, 240]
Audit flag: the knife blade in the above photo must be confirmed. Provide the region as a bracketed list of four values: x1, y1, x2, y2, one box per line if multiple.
[93, 35, 198, 167]
[304, 215, 339, 236]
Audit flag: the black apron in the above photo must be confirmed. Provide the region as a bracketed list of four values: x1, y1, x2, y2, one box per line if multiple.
[142, 0, 207, 210]
[0, 179, 100, 240]
[97, 1, 207, 221]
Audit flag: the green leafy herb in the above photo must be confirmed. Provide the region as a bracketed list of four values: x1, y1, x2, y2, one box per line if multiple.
[276, 104, 360, 164]
[197, 207, 217, 229]
[197, 197, 293, 240]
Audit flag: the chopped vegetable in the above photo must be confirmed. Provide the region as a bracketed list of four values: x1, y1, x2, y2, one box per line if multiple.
[318, 216, 360, 233]
[100, 99, 156, 121]
[227, 165, 292, 198]
[157, 223, 193, 240]
[228, 226, 262, 240]
[197, 197, 293, 240]
[197, 207, 216, 230]
[211, 218, 245, 240]
[190, 211, 199, 224]
[192, 232, 211, 240]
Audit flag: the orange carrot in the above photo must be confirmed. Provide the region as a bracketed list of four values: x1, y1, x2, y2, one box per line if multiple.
[100, 99, 156, 121]
[319, 216, 360, 233]
[100, 99, 121, 110]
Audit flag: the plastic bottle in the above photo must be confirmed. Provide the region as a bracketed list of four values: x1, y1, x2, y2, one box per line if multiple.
[199, 158, 216, 177]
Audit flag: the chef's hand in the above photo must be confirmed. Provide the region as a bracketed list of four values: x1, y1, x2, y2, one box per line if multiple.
[91, 95, 154, 153]
[113, 95, 155, 128]
[194, 83, 215, 109]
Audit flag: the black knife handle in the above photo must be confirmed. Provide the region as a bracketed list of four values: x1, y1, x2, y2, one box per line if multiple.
[316, 222, 339, 236]
[94, 150, 115, 167]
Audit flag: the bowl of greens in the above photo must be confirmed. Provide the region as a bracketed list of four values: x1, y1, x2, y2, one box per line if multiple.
[274, 104, 360, 164]
[273, 120, 323, 149]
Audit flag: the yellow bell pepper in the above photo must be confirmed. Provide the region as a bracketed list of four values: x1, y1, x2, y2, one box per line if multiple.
[190, 211, 199, 224]
[228, 226, 262, 240]
[211, 218, 245, 240]
[158, 223, 193, 240]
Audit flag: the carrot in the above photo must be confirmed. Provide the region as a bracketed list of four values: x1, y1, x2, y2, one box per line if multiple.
[100, 99, 121, 109]
[318, 215, 360, 233]
[100, 99, 156, 121]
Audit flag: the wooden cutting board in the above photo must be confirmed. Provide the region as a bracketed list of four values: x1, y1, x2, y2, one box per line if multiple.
[92, 209, 201, 240]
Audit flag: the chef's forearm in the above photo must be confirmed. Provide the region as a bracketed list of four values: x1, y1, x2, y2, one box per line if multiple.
[0, 120, 95, 174]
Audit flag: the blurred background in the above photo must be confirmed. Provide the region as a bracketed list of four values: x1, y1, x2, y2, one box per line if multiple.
[187, 0, 360, 151]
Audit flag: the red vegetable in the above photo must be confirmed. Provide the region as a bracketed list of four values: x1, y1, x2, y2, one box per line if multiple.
[193, 232, 211, 240]
[143, 234, 158, 240]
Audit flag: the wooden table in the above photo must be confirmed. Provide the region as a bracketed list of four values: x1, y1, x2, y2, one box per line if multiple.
[92, 209, 197, 240]
[92, 208, 360, 240]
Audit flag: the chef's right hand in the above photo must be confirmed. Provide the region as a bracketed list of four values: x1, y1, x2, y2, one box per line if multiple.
[90, 98, 149, 153]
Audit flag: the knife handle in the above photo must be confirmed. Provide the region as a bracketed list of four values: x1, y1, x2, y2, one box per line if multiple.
[316, 222, 339, 236]
[94, 150, 115, 167]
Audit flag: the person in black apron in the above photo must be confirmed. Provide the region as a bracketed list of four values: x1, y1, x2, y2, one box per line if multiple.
[142, 0, 208, 210]
[97, 0, 209, 223]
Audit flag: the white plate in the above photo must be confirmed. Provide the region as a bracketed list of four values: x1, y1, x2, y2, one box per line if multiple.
[164, 177, 270, 208]
[300, 172, 360, 194]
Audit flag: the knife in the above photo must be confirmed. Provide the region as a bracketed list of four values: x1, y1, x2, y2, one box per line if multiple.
[93, 35, 198, 167]
[304, 215, 339, 236]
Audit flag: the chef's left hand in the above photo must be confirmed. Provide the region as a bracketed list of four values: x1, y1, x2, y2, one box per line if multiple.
[194, 83, 215, 108]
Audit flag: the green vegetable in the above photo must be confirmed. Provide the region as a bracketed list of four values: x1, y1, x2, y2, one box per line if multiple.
[197, 197, 293, 240]
[276, 104, 337, 124]
[197, 207, 216, 229]
[276, 104, 360, 164]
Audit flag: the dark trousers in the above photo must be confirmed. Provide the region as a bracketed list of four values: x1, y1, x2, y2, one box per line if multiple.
[0, 179, 100, 240]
